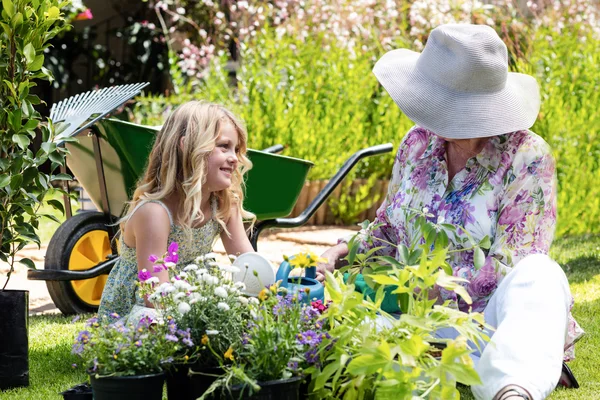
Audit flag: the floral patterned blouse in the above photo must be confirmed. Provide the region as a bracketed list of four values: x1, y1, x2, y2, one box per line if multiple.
[352, 126, 583, 361]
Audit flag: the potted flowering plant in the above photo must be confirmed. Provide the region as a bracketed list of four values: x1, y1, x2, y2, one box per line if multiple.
[71, 313, 193, 400]
[200, 285, 330, 400]
[307, 207, 493, 399]
[137, 247, 250, 400]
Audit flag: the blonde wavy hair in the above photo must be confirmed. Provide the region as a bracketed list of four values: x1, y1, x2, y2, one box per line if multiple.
[121, 101, 254, 238]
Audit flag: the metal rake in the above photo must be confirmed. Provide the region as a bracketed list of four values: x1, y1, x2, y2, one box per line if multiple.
[50, 82, 149, 141]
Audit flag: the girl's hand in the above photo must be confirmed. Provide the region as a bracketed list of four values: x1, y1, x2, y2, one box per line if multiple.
[316, 243, 349, 282]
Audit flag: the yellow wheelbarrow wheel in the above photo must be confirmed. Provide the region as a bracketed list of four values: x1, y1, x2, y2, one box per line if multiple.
[46, 211, 117, 314]
[67, 230, 111, 307]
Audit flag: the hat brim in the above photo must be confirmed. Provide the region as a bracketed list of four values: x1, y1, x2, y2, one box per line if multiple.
[373, 49, 541, 139]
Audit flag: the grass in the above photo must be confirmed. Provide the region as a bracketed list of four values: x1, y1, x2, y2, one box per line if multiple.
[2, 234, 599, 399]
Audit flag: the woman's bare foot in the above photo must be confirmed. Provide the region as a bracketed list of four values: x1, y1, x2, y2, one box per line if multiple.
[493, 385, 532, 400]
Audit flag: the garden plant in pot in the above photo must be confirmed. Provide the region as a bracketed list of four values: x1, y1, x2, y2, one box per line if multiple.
[199, 282, 330, 400]
[0, 0, 72, 390]
[71, 313, 193, 400]
[306, 207, 493, 399]
[137, 247, 251, 400]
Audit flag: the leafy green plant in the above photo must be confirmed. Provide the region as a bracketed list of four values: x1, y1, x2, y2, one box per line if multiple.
[0, 0, 73, 288]
[308, 209, 492, 399]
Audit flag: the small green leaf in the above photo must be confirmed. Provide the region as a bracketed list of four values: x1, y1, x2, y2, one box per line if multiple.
[18, 258, 36, 270]
[478, 235, 491, 249]
[51, 173, 71, 181]
[0, 175, 10, 187]
[473, 247, 486, 270]
[10, 174, 23, 190]
[24, 43, 36, 64]
[47, 199, 65, 215]
[2, 0, 14, 18]
[45, 6, 60, 19]
[48, 151, 64, 164]
[29, 54, 44, 71]
[11, 12, 23, 28]
[12, 134, 30, 149]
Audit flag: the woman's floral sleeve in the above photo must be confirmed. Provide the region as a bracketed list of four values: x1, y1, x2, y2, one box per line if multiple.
[488, 142, 557, 272]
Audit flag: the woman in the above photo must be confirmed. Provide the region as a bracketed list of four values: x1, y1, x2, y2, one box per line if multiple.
[317, 24, 583, 400]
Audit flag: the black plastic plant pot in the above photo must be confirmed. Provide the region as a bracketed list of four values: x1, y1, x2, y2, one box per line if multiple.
[166, 363, 222, 400]
[60, 382, 93, 399]
[228, 376, 302, 400]
[0, 289, 29, 390]
[89, 372, 165, 400]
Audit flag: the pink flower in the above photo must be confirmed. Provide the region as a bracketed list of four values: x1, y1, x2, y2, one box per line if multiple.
[153, 265, 166, 273]
[74, 9, 93, 21]
[138, 269, 152, 282]
[148, 255, 159, 263]
[164, 242, 179, 264]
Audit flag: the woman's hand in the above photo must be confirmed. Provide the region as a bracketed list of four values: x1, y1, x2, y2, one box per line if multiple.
[316, 243, 349, 282]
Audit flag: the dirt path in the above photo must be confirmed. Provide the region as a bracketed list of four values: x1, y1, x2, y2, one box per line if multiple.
[0, 226, 358, 315]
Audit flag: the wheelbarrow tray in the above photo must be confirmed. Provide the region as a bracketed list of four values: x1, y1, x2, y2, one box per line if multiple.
[66, 119, 313, 220]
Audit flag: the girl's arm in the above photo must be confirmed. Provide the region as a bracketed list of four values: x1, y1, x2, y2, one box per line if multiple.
[220, 204, 255, 257]
[129, 203, 172, 307]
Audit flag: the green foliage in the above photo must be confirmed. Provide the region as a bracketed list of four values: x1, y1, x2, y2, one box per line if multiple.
[517, 25, 600, 237]
[131, 3, 600, 234]
[0, 0, 73, 288]
[309, 211, 492, 399]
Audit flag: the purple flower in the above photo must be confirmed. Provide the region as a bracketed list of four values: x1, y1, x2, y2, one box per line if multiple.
[287, 361, 299, 371]
[138, 269, 152, 282]
[109, 312, 120, 319]
[182, 338, 194, 347]
[76, 330, 91, 344]
[153, 264, 166, 273]
[135, 340, 142, 347]
[165, 334, 179, 342]
[85, 317, 98, 327]
[164, 242, 179, 264]
[148, 254, 159, 263]
[297, 330, 320, 346]
[71, 315, 80, 323]
[92, 358, 99, 372]
[304, 348, 320, 365]
[468, 263, 498, 298]
[161, 357, 174, 364]
[71, 343, 84, 355]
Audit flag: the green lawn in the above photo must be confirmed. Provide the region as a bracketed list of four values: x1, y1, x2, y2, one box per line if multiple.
[2, 234, 599, 399]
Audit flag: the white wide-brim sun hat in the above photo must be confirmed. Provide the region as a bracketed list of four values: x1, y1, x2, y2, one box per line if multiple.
[373, 24, 541, 139]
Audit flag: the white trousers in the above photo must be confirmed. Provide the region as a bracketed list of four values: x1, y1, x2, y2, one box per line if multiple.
[436, 254, 571, 400]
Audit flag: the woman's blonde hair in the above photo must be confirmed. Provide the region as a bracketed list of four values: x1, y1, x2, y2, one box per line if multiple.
[121, 101, 254, 238]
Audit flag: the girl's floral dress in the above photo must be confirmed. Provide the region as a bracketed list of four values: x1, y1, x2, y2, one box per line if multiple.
[98, 199, 221, 321]
[352, 126, 583, 361]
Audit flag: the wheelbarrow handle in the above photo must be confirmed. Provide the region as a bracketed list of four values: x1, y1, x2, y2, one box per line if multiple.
[261, 144, 285, 154]
[250, 142, 394, 249]
[27, 256, 118, 281]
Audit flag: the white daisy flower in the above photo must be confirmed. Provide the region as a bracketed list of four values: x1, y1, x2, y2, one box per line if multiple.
[146, 277, 160, 285]
[220, 265, 240, 274]
[206, 330, 219, 336]
[237, 296, 249, 306]
[178, 302, 191, 315]
[217, 302, 230, 311]
[184, 264, 199, 272]
[249, 297, 259, 305]
[214, 287, 228, 298]
[205, 252, 218, 260]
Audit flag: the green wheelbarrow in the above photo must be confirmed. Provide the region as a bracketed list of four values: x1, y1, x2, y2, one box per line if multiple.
[27, 84, 393, 314]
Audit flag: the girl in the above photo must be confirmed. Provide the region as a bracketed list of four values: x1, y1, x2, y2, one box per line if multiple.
[98, 101, 255, 320]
